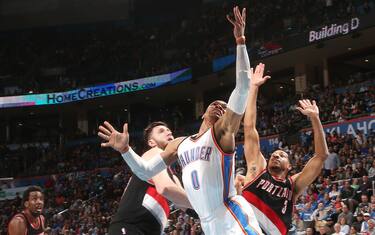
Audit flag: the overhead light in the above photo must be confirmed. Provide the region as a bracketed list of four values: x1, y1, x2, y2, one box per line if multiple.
[365, 59, 369, 63]
[187, 98, 191, 102]
[348, 47, 352, 51]
[291, 78, 295, 81]
[280, 86, 284, 89]
[124, 108, 128, 112]
[18, 123, 23, 126]
[28, 90, 33, 94]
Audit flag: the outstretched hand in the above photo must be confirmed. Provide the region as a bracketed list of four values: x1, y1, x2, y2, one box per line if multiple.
[251, 63, 271, 87]
[98, 121, 130, 154]
[226, 6, 246, 39]
[296, 99, 319, 118]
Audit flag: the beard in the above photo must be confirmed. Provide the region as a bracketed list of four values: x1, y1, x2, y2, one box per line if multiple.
[269, 165, 283, 174]
[30, 210, 41, 217]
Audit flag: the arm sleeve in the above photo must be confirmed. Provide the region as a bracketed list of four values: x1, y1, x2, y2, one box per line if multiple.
[121, 148, 167, 181]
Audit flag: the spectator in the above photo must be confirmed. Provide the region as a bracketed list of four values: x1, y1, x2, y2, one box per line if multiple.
[339, 217, 350, 234]
[338, 204, 354, 225]
[361, 213, 372, 232]
[324, 146, 340, 176]
[333, 222, 346, 235]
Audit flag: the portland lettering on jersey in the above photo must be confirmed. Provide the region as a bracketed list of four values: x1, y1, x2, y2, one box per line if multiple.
[256, 179, 293, 201]
[178, 146, 212, 168]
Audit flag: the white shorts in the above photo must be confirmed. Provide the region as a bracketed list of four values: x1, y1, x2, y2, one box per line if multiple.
[199, 195, 263, 235]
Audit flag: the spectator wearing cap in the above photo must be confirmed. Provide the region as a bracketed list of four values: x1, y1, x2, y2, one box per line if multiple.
[361, 213, 372, 232]
[338, 204, 354, 225]
[352, 213, 364, 231]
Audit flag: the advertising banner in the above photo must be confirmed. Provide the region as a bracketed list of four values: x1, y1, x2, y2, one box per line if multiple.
[0, 68, 191, 109]
[301, 115, 375, 136]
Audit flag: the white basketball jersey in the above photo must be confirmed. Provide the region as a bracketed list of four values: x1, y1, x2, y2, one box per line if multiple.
[177, 128, 237, 218]
[177, 128, 263, 235]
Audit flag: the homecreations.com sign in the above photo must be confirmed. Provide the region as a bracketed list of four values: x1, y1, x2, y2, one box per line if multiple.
[0, 68, 191, 108]
[309, 17, 360, 43]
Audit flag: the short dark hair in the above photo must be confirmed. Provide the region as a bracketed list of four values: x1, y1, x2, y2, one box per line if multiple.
[143, 121, 169, 145]
[22, 186, 43, 207]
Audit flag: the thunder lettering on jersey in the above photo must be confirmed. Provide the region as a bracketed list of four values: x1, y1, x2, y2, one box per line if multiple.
[242, 169, 294, 235]
[178, 145, 213, 168]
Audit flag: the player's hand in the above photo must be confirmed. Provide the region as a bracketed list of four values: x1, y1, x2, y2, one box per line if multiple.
[251, 63, 271, 87]
[235, 174, 245, 195]
[296, 100, 319, 118]
[98, 121, 129, 154]
[226, 6, 246, 39]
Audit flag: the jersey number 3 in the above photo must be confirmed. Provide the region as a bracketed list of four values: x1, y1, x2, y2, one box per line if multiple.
[282, 200, 288, 214]
[191, 170, 200, 190]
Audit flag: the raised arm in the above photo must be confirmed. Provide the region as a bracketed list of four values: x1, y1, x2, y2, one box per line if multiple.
[243, 63, 270, 179]
[98, 121, 180, 181]
[214, 6, 251, 153]
[292, 100, 329, 197]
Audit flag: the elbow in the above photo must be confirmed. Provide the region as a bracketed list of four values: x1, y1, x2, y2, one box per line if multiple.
[316, 153, 329, 160]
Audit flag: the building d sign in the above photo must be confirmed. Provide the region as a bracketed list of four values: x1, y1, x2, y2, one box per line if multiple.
[309, 17, 360, 43]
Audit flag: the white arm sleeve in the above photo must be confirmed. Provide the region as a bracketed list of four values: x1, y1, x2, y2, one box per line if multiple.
[228, 45, 251, 115]
[121, 147, 167, 181]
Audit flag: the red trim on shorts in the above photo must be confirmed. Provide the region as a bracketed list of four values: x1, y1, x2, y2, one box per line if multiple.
[146, 186, 170, 216]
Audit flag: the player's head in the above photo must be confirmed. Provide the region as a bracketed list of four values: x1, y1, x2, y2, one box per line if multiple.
[267, 150, 291, 177]
[202, 100, 227, 124]
[22, 186, 44, 217]
[144, 121, 173, 150]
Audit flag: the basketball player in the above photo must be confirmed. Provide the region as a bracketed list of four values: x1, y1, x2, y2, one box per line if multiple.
[99, 121, 191, 235]
[99, 6, 263, 234]
[238, 63, 329, 235]
[8, 186, 46, 235]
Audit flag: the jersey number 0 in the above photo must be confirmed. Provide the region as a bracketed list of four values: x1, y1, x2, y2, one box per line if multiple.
[191, 170, 200, 190]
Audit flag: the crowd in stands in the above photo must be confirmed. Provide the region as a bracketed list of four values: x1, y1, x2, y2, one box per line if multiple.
[0, 117, 373, 234]
[1, 0, 374, 96]
[250, 75, 375, 138]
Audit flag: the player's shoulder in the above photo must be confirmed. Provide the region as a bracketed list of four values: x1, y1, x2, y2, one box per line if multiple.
[169, 137, 188, 148]
[9, 214, 26, 227]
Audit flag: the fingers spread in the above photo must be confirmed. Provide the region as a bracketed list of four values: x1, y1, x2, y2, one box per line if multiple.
[101, 142, 110, 148]
[99, 125, 111, 136]
[226, 15, 236, 26]
[98, 132, 110, 141]
[104, 121, 115, 132]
